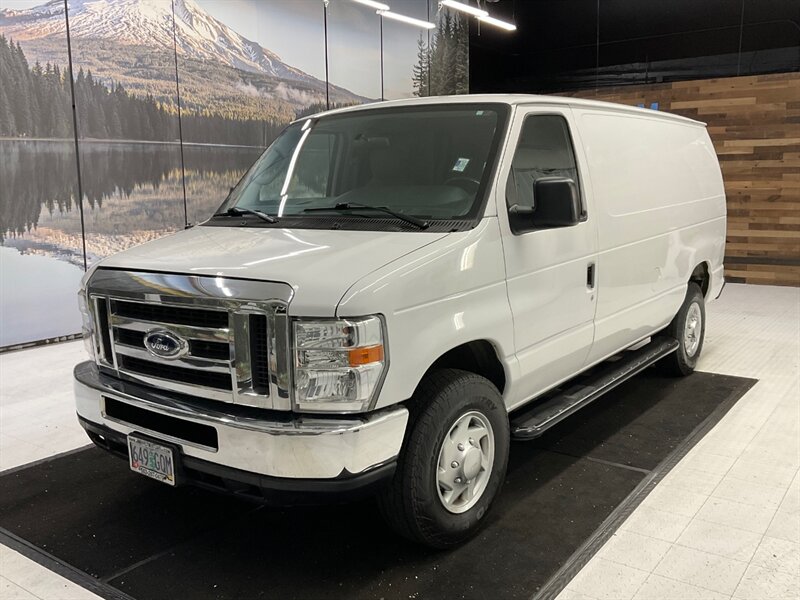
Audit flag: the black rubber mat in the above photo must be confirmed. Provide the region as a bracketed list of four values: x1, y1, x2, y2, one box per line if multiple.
[0, 371, 755, 600]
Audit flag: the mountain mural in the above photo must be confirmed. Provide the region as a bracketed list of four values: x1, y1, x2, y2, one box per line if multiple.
[0, 0, 367, 124]
[0, 0, 472, 347]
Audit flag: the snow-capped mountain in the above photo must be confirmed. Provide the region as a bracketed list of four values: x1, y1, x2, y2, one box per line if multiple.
[0, 0, 326, 87]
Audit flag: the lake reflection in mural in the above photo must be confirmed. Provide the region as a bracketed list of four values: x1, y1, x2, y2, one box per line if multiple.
[1, 140, 261, 264]
[0, 140, 261, 346]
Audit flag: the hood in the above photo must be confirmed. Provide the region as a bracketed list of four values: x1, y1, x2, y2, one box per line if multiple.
[98, 225, 450, 316]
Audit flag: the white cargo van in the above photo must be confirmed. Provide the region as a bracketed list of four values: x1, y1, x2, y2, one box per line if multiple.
[75, 95, 726, 547]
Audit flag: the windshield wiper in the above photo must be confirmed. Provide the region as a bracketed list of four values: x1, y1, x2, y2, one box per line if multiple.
[213, 206, 278, 224]
[304, 202, 429, 230]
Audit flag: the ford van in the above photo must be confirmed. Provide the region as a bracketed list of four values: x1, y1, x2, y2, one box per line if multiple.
[75, 94, 726, 547]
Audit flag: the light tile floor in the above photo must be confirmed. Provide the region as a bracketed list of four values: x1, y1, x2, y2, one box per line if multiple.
[0, 341, 100, 600]
[560, 283, 800, 600]
[1, 342, 90, 472]
[0, 283, 798, 600]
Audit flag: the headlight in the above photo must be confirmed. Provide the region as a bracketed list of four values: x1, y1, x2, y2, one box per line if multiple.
[77, 289, 95, 360]
[293, 316, 387, 413]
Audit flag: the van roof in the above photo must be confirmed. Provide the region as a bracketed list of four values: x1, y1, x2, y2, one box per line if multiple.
[305, 94, 706, 127]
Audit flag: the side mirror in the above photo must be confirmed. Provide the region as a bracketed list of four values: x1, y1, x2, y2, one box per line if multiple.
[531, 177, 581, 228]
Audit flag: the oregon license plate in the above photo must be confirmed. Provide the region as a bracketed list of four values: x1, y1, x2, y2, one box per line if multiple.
[127, 435, 176, 486]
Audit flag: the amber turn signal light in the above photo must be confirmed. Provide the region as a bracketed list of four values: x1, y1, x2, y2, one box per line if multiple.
[348, 344, 385, 366]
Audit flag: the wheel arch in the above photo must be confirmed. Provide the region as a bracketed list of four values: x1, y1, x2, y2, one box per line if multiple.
[420, 339, 508, 398]
[690, 261, 711, 298]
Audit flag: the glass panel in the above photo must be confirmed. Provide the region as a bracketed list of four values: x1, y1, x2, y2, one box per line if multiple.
[381, 0, 431, 100]
[429, 4, 470, 96]
[597, 0, 741, 86]
[66, 0, 186, 263]
[327, 0, 380, 104]
[223, 105, 507, 222]
[739, 0, 799, 76]
[288, 131, 336, 199]
[508, 116, 579, 210]
[0, 6, 83, 346]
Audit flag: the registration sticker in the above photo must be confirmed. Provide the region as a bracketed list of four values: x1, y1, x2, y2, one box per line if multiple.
[128, 435, 177, 486]
[452, 157, 470, 172]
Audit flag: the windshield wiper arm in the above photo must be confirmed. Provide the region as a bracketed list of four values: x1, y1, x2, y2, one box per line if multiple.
[213, 206, 278, 224]
[304, 202, 429, 230]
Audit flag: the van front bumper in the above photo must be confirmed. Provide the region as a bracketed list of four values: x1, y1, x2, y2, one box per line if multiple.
[74, 362, 408, 500]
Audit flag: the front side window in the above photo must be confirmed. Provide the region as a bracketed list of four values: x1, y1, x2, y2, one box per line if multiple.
[507, 114, 581, 212]
[214, 104, 509, 230]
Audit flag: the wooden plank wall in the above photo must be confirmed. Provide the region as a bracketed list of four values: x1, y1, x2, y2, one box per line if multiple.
[565, 73, 800, 286]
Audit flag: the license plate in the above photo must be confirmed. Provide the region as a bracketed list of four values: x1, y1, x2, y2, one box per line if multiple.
[127, 435, 176, 486]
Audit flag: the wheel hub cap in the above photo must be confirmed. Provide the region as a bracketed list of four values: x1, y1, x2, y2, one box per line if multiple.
[436, 411, 495, 514]
[462, 447, 482, 480]
[684, 302, 702, 357]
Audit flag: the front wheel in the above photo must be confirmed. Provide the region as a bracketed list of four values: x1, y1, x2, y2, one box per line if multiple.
[378, 369, 510, 548]
[660, 282, 706, 376]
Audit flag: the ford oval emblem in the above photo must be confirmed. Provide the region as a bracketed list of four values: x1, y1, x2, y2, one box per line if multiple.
[143, 330, 185, 359]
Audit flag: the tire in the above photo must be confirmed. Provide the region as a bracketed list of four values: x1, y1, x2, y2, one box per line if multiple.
[378, 369, 510, 548]
[660, 282, 706, 376]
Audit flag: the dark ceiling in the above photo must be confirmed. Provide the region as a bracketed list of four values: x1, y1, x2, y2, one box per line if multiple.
[469, 0, 800, 92]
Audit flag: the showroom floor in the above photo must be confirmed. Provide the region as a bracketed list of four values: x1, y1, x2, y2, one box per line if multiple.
[0, 283, 798, 600]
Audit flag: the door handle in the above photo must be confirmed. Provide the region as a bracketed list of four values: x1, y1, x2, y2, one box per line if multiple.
[587, 263, 596, 289]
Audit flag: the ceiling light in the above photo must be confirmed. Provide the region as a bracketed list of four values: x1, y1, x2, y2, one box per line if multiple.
[351, 0, 391, 10]
[439, 0, 489, 17]
[378, 10, 436, 29]
[478, 14, 517, 31]
[440, 0, 487, 18]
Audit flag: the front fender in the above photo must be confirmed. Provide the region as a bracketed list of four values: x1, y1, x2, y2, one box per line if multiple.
[337, 218, 518, 410]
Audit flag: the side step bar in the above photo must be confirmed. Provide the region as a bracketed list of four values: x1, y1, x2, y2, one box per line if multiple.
[511, 338, 680, 440]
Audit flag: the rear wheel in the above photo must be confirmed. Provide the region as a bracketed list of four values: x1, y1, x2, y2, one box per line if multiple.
[378, 369, 509, 548]
[660, 282, 705, 376]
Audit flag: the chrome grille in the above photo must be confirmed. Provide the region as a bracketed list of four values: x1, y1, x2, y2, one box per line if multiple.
[87, 269, 294, 410]
[249, 314, 270, 394]
[112, 300, 229, 328]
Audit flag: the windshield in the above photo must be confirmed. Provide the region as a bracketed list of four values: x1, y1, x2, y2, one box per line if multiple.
[216, 104, 509, 227]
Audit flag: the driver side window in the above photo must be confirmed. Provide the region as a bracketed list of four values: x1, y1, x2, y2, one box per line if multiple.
[507, 115, 581, 212]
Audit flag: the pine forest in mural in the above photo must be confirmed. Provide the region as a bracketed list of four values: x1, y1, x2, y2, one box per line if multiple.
[0, 37, 285, 145]
[413, 13, 469, 97]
